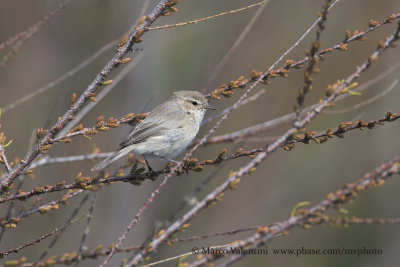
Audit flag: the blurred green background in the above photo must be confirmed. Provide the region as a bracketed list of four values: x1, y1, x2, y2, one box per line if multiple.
[1, 0, 400, 266]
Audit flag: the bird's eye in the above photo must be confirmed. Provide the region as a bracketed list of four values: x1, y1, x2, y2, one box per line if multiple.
[191, 101, 198, 106]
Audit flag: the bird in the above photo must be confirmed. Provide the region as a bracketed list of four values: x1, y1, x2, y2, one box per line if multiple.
[91, 90, 214, 172]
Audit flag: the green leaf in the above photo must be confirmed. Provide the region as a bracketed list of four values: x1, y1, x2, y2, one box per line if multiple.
[3, 140, 13, 148]
[347, 90, 362, 96]
[339, 208, 349, 214]
[83, 135, 92, 140]
[291, 201, 310, 217]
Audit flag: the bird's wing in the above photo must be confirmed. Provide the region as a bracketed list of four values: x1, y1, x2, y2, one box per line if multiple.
[119, 100, 186, 148]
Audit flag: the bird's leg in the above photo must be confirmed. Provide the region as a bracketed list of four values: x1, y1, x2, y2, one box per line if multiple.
[144, 156, 154, 173]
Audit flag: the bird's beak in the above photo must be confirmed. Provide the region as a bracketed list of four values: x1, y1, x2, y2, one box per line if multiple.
[202, 103, 216, 110]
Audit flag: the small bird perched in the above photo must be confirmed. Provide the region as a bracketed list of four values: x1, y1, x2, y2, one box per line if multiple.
[91, 90, 214, 172]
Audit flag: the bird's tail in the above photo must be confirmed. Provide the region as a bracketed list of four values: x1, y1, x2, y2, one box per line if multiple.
[91, 146, 133, 171]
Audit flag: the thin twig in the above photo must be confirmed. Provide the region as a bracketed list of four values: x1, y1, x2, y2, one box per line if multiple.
[58, 54, 144, 136]
[0, 0, 73, 68]
[1, 190, 83, 227]
[33, 193, 89, 265]
[148, 0, 269, 31]
[29, 153, 113, 169]
[324, 79, 397, 115]
[201, 89, 265, 127]
[74, 191, 99, 267]
[285, 111, 399, 148]
[0, 213, 85, 258]
[294, 0, 333, 125]
[0, 178, 24, 242]
[2, 40, 117, 113]
[1, 11, 148, 114]
[201, 0, 271, 93]
[0, 145, 12, 173]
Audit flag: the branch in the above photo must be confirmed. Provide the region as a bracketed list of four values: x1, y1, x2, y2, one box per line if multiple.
[284, 111, 399, 150]
[147, 0, 269, 31]
[0, 190, 83, 228]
